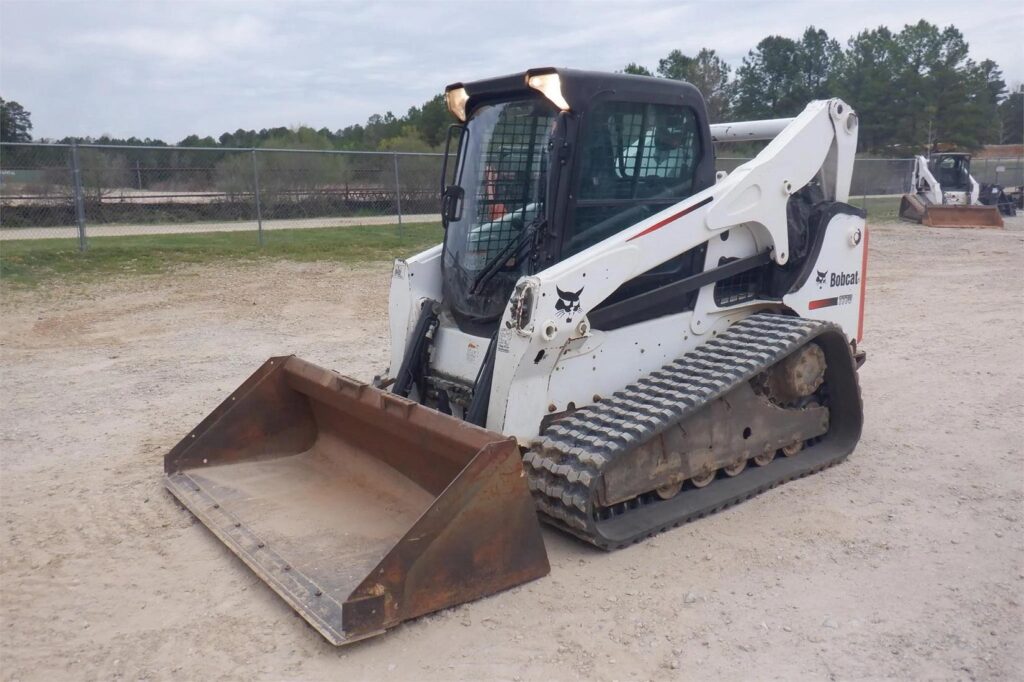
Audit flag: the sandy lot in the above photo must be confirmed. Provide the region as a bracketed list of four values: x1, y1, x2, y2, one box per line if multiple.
[1, 219, 1022, 681]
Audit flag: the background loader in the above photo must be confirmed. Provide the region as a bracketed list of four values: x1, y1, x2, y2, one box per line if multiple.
[899, 152, 1004, 228]
[165, 68, 867, 645]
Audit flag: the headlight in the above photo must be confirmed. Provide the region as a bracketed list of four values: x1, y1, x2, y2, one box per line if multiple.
[526, 72, 570, 111]
[445, 85, 469, 122]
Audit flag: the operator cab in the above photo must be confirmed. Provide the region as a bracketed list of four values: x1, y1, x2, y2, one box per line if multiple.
[439, 68, 715, 335]
[929, 153, 972, 192]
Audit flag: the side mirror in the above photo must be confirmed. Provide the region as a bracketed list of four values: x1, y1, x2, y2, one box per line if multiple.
[441, 185, 465, 228]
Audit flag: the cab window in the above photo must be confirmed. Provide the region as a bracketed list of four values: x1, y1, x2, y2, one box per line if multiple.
[932, 156, 969, 190]
[566, 101, 701, 256]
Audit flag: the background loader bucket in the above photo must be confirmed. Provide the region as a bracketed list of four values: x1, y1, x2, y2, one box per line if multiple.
[164, 356, 549, 645]
[899, 194, 928, 224]
[900, 194, 1003, 228]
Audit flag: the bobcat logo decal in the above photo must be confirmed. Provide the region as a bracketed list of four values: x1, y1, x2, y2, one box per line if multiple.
[555, 286, 584, 322]
[816, 270, 828, 288]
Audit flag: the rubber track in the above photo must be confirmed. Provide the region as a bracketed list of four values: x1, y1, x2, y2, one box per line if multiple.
[522, 313, 856, 549]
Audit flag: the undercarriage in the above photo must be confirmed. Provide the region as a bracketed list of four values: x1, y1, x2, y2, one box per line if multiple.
[524, 314, 862, 548]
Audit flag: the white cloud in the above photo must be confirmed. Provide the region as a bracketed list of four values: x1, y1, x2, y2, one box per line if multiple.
[74, 14, 273, 63]
[0, 0, 1020, 141]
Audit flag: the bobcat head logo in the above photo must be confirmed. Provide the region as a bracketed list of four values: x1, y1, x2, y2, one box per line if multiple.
[555, 286, 584, 322]
[816, 270, 828, 288]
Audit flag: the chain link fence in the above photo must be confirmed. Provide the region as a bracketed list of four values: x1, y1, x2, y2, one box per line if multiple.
[0, 143, 444, 247]
[970, 157, 1024, 187]
[2, 143, 1021, 251]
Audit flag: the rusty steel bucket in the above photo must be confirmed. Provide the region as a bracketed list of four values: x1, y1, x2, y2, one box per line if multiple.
[164, 356, 549, 646]
[900, 194, 1004, 229]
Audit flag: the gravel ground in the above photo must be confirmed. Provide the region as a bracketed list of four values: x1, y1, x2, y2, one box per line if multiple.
[1, 218, 1022, 680]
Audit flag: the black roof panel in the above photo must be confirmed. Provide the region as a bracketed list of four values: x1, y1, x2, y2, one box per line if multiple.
[449, 67, 706, 117]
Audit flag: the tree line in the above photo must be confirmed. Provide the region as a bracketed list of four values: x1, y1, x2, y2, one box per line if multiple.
[1, 20, 1021, 155]
[0, 94, 451, 157]
[623, 21, 1020, 151]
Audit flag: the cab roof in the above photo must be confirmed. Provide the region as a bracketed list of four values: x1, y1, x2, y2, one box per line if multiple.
[447, 67, 706, 118]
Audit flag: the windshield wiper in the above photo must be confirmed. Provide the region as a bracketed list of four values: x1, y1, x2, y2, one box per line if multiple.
[469, 216, 546, 295]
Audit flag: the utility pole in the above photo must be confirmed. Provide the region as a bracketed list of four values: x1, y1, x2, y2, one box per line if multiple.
[251, 150, 264, 246]
[70, 143, 88, 252]
[392, 152, 403, 229]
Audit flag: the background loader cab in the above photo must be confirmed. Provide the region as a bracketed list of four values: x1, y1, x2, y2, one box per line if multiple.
[928, 153, 974, 203]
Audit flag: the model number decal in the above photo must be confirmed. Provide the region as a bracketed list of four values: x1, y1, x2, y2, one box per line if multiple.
[809, 294, 853, 310]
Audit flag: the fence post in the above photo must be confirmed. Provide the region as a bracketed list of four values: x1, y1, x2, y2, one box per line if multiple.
[861, 159, 867, 213]
[251, 149, 264, 246]
[70, 143, 88, 252]
[392, 152, 403, 229]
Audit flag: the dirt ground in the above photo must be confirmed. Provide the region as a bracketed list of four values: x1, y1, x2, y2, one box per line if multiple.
[1, 218, 1022, 681]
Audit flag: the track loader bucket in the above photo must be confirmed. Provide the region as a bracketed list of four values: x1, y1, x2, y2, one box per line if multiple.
[899, 194, 1003, 228]
[164, 356, 549, 646]
[898, 193, 928, 224]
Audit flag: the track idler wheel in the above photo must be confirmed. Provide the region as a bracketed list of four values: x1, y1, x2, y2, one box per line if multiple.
[766, 343, 826, 404]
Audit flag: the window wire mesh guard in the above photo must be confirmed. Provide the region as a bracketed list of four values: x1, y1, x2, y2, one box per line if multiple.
[467, 104, 554, 267]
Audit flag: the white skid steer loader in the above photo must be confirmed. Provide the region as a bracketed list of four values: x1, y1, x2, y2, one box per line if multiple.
[165, 68, 867, 645]
[899, 153, 1003, 228]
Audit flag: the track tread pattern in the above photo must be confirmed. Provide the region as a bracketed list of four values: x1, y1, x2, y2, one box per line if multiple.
[523, 314, 855, 549]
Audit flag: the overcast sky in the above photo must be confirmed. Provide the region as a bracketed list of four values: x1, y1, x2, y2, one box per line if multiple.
[1, 0, 1021, 142]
